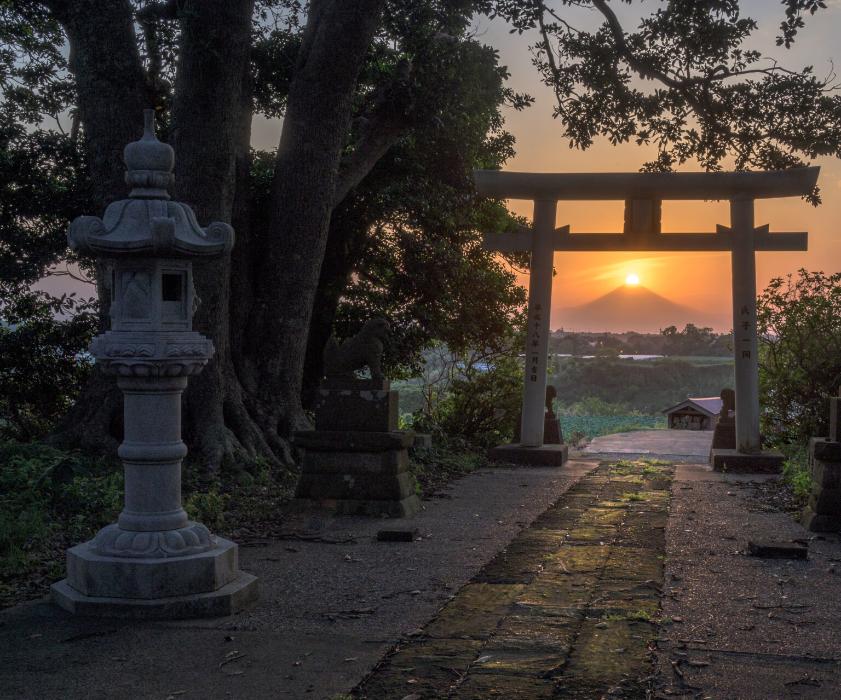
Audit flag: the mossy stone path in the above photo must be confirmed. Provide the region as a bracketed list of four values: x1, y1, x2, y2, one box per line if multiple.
[355, 459, 673, 699]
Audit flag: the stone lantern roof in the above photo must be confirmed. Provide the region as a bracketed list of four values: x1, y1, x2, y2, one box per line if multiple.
[68, 109, 234, 258]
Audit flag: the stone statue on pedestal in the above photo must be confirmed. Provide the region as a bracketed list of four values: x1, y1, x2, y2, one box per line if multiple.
[294, 318, 420, 517]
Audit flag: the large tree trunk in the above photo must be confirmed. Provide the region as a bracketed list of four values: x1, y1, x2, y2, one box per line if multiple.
[302, 203, 371, 409]
[241, 0, 387, 439]
[46, 0, 147, 454]
[168, 0, 273, 472]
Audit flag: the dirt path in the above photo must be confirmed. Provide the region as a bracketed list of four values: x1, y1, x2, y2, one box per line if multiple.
[654, 464, 841, 699]
[355, 459, 673, 699]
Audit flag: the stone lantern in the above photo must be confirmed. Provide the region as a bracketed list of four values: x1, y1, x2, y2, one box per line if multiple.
[51, 110, 258, 618]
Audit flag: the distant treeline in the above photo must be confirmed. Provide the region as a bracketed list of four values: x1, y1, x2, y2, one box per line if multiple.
[550, 356, 734, 415]
[550, 324, 732, 358]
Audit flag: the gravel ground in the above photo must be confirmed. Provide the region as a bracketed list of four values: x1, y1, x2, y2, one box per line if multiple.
[0, 461, 594, 700]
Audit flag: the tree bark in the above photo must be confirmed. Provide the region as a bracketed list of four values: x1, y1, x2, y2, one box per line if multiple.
[46, 0, 147, 454]
[168, 0, 266, 471]
[242, 0, 387, 438]
[302, 203, 371, 408]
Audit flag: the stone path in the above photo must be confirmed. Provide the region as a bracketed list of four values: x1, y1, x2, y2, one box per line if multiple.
[582, 429, 712, 462]
[355, 459, 673, 699]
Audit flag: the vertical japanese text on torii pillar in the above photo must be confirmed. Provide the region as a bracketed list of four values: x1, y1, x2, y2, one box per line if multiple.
[530, 303, 542, 382]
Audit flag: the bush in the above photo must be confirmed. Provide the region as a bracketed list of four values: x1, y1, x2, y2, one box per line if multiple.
[413, 354, 522, 448]
[758, 270, 841, 446]
[0, 441, 121, 580]
[780, 444, 812, 500]
[0, 291, 97, 441]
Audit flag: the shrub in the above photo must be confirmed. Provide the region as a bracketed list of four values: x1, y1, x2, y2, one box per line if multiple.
[758, 270, 841, 446]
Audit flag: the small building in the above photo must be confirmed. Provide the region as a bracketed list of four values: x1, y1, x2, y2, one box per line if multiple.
[663, 397, 723, 431]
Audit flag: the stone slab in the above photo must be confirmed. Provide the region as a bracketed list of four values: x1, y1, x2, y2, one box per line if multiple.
[314, 388, 398, 432]
[295, 470, 416, 501]
[710, 448, 784, 473]
[487, 443, 569, 467]
[810, 437, 841, 463]
[64, 537, 240, 599]
[301, 448, 408, 475]
[51, 572, 258, 619]
[747, 540, 808, 559]
[293, 430, 414, 452]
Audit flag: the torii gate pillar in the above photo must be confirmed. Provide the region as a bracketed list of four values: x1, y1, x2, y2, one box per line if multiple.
[520, 199, 556, 447]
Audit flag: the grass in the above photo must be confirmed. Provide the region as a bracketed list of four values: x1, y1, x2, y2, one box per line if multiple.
[602, 609, 655, 623]
[560, 414, 666, 441]
[781, 444, 812, 500]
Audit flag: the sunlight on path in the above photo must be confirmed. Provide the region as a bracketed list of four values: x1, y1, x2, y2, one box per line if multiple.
[583, 429, 712, 461]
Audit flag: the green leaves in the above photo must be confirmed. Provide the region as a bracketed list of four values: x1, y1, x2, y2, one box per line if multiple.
[758, 269, 841, 445]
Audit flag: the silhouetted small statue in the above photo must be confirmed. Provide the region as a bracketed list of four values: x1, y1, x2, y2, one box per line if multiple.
[323, 317, 390, 383]
[514, 384, 563, 444]
[545, 385, 557, 416]
[710, 387, 736, 455]
[719, 388, 735, 425]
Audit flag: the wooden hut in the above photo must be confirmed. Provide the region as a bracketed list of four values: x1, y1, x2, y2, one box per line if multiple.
[663, 397, 723, 431]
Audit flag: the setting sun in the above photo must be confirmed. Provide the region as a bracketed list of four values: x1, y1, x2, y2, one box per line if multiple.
[625, 273, 640, 286]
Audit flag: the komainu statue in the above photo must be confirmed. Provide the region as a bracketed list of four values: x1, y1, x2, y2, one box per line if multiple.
[323, 317, 390, 382]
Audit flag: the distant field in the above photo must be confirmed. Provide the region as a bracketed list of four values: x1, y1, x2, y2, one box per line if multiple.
[666, 356, 734, 366]
[560, 414, 666, 439]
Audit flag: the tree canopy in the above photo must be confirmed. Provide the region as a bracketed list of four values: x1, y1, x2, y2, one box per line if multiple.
[1, 0, 840, 469]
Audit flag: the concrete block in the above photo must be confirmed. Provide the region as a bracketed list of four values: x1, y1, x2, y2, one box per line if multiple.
[296, 470, 416, 501]
[710, 448, 784, 473]
[296, 494, 421, 518]
[801, 506, 841, 533]
[301, 448, 409, 475]
[810, 437, 841, 463]
[293, 430, 414, 453]
[314, 388, 398, 432]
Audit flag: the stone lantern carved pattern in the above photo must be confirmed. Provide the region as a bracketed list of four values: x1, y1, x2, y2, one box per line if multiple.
[52, 110, 257, 618]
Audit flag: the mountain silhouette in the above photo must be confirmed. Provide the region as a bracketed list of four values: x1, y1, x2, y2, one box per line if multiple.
[555, 284, 717, 333]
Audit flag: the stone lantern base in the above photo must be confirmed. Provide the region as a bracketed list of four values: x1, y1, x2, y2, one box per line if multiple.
[51, 530, 258, 619]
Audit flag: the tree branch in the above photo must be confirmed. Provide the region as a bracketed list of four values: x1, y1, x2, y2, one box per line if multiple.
[332, 60, 414, 207]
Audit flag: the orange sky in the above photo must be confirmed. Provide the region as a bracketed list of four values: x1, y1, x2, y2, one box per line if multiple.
[466, 4, 841, 332]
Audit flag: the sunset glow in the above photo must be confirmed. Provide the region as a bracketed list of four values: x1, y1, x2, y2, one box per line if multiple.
[625, 273, 640, 286]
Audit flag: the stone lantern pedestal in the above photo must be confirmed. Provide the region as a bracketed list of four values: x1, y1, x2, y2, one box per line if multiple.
[51, 111, 257, 618]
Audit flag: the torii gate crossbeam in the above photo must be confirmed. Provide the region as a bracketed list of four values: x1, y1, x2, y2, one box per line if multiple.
[477, 167, 819, 467]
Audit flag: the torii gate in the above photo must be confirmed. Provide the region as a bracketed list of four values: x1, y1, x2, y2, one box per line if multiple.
[477, 167, 819, 468]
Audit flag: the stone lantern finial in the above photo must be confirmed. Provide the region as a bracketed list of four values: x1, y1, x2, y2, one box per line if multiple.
[123, 109, 175, 199]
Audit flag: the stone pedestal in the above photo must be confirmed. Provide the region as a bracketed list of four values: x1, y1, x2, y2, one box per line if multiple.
[295, 381, 420, 517]
[51, 372, 258, 619]
[500, 389, 568, 466]
[801, 438, 841, 532]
